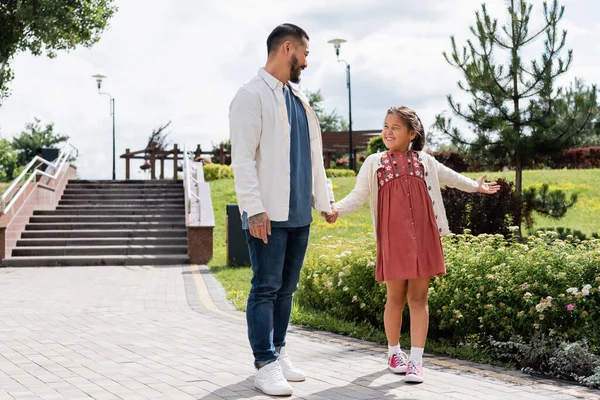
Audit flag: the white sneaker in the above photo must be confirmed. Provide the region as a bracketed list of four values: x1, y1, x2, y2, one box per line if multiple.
[279, 347, 306, 382]
[254, 360, 293, 396]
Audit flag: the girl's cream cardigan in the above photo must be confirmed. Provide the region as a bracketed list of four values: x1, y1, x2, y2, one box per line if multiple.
[333, 151, 479, 237]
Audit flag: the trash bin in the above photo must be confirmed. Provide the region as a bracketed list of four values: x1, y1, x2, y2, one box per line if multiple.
[40, 148, 60, 171]
[226, 204, 250, 267]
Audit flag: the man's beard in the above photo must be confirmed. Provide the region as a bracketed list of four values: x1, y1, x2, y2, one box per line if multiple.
[289, 54, 302, 84]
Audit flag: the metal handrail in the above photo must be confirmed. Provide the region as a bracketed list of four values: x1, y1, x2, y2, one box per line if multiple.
[0, 143, 79, 215]
[182, 144, 202, 222]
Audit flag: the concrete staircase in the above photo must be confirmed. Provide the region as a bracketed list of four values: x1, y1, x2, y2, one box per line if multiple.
[2, 180, 190, 267]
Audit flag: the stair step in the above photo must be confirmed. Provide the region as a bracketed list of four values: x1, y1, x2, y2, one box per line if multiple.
[62, 189, 183, 195]
[56, 205, 184, 210]
[29, 215, 185, 223]
[58, 200, 184, 206]
[60, 195, 184, 200]
[35, 209, 185, 216]
[26, 222, 186, 231]
[65, 185, 183, 190]
[68, 180, 182, 185]
[21, 229, 188, 238]
[2, 254, 190, 267]
[17, 237, 188, 246]
[12, 245, 188, 257]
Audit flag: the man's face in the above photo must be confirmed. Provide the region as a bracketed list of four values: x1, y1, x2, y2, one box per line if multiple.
[288, 38, 309, 84]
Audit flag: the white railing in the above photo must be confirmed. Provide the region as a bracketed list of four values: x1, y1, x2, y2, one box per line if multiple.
[182, 144, 202, 222]
[0, 143, 79, 215]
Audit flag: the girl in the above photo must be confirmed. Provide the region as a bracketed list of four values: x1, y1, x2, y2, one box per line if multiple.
[324, 106, 499, 383]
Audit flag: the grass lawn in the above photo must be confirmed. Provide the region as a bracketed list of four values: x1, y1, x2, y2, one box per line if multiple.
[464, 169, 600, 237]
[207, 168, 599, 364]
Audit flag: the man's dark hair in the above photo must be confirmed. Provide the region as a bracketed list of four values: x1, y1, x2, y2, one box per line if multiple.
[266, 23, 309, 55]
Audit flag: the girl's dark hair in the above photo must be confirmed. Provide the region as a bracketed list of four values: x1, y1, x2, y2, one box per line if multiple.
[386, 106, 426, 151]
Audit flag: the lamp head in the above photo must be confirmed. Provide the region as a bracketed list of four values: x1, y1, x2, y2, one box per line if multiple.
[92, 74, 107, 90]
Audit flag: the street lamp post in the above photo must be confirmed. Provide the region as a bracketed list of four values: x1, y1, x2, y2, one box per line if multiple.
[92, 74, 116, 180]
[328, 38, 354, 171]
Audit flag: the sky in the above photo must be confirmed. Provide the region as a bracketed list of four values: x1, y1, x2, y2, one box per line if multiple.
[0, 0, 598, 180]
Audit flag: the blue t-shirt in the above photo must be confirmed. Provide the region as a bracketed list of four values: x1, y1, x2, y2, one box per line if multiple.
[242, 84, 312, 229]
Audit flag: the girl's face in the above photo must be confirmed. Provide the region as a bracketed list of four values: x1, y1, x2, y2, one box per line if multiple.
[382, 113, 416, 152]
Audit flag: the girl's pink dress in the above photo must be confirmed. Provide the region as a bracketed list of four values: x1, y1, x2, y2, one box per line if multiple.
[376, 151, 445, 282]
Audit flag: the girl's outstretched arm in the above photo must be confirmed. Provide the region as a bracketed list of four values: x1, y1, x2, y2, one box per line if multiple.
[434, 156, 499, 194]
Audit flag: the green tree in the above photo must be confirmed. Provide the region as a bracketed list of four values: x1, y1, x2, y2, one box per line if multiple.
[0, 137, 18, 182]
[366, 136, 385, 156]
[434, 0, 598, 196]
[211, 139, 231, 165]
[0, 0, 117, 102]
[549, 79, 600, 147]
[12, 118, 70, 167]
[305, 90, 348, 133]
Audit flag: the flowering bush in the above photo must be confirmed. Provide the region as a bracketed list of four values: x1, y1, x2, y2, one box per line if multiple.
[297, 231, 600, 351]
[326, 169, 357, 178]
[297, 235, 387, 328]
[203, 164, 233, 181]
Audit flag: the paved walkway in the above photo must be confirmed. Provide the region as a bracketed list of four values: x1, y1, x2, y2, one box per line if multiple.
[0, 265, 598, 400]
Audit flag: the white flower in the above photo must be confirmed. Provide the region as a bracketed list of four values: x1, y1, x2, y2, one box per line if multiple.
[360, 303, 366, 309]
[367, 262, 375, 268]
[343, 286, 349, 292]
[535, 303, 548, 313]
[313, 273, 319, 278]
[582, 289, 590, 297]
[524, 292, 533, 300]
[352, 296, 358, 302]
[566, 287, 578, 295]
[583, 284, 592, 291]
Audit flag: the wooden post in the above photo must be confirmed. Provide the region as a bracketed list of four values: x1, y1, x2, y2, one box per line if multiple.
[220, 143, 225, 165]
[160, 157, 165, 180]
[195, 144, 202, 161]
[150, 146, 156, 180]
[173, 144, 179, 180]
[125, 148, 131, 180]
[325, 152, 332, 169]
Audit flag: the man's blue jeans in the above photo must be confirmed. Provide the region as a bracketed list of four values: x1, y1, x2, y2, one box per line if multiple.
[244, 225, 310, 368]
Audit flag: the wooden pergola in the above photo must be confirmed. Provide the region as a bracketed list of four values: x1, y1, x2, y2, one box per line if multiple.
[120, 144, 204, 180]
[321, 129, 380, 169]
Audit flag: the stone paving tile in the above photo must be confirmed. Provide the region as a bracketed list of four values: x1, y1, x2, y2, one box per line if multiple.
[0, 266, 597, 400]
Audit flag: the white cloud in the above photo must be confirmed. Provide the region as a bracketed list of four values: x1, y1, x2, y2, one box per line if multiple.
[0, 0, 598, 179]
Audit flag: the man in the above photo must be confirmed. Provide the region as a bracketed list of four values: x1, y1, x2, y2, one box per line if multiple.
[229, 23, 334, 396]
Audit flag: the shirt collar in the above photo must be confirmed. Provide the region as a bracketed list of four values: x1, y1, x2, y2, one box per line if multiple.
[258, 68, 284, 91]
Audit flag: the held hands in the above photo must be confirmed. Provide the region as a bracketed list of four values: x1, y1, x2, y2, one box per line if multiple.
[248, 212, 271, 244]
[321, 210, 338, 224]
[321, 203, 339, 224]
[321, 201, 338, 224]
[476, 174, 501, 194]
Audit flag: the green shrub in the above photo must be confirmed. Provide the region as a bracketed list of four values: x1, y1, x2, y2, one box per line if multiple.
[535, 227, 600, 241]
[297, 231, 600, 384]
[298, 231, 600, 348]
[490, 334, 600, 384]
[203, 164, 233, 181]
[326, 169, 356, 178]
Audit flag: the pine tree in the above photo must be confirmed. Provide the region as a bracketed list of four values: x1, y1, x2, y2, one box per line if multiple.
[435, 0, 597, 196]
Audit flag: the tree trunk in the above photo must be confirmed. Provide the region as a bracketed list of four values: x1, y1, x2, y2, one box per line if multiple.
[515, 151, 523, 196]
[511, 0, 523, 231]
